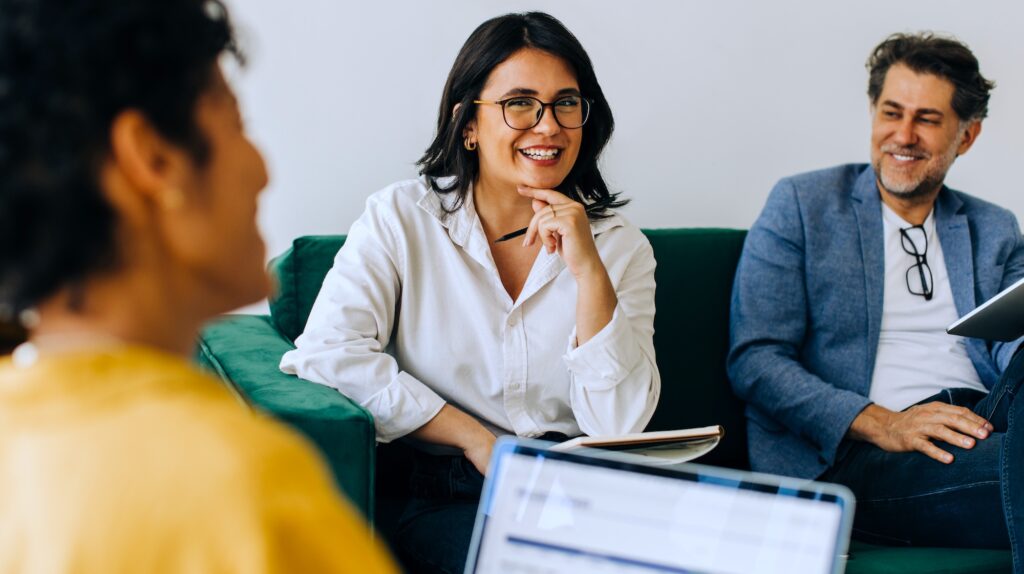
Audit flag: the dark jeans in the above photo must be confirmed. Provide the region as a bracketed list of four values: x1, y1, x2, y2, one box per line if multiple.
[822, 349, 1024, 573]
[376, 443, 485, 574]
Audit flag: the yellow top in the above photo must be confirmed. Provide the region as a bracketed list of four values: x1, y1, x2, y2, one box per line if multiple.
[0, 345, 397, 574]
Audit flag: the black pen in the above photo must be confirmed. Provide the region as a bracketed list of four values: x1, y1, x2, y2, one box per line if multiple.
[493, 203, 604, 243]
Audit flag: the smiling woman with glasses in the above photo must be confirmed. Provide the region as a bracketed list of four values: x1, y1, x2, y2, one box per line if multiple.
[280, 11, 660, 574]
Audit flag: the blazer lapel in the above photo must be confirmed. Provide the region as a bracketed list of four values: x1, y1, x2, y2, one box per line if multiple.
[851, 168, 884, 383]
[935, 188, 974, 316]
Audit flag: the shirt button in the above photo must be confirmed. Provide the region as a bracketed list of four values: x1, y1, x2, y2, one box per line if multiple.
[510, 383, 521, 390]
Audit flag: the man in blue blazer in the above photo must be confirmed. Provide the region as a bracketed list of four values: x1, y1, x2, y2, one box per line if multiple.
[728, 33, 1024, 566]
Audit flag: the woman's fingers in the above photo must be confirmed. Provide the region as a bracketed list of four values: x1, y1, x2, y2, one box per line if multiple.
[523, 210, 540, 247]
[523, 203, 557, 250]
[538, 211, 558, 252]
[516, 187, 592, 261]
[518, 185, 573, 206]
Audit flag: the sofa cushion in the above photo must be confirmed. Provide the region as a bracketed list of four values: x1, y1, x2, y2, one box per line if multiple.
[196, 314, 377, 518]
[269, 235, 346, 342]
[847, 541, 1012, 573]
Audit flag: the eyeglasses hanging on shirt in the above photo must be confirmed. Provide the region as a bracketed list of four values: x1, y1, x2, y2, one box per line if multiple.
[899, 225, 934, 301]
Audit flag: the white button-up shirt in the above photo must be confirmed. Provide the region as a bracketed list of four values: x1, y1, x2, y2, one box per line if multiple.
[280, 178, 660, 443]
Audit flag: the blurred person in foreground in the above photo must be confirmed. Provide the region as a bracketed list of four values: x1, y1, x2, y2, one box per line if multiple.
[0, 0, 396, 571]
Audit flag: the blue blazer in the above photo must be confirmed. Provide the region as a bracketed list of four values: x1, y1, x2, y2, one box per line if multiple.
[727, 163, 1024, 479]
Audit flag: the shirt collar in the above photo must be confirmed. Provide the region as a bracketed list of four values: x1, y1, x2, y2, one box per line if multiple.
[589, 211, 624, 236]
[881, 201, 935, 231]
[416, 177, 476, 248]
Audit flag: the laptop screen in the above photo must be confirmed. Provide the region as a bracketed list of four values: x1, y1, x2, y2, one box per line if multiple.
[466, 439, 853, 574]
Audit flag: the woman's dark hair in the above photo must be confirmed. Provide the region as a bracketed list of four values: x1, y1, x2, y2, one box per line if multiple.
[417, 12, 625, 217]
[0, 0, 241, 320]
[867, 32, 994, 122]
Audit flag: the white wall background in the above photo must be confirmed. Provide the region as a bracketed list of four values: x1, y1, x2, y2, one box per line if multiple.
[223, 0, 1024, 270]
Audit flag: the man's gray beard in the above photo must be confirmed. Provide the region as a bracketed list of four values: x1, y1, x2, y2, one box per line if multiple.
[874, 166, 945, 202]
[873, 141, 960, 203]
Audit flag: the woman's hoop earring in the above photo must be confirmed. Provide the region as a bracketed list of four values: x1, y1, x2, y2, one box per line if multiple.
[464, 137, 477, 151]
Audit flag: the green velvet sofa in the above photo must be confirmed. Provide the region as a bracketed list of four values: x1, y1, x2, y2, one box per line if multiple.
[196, 230, 1012, 574]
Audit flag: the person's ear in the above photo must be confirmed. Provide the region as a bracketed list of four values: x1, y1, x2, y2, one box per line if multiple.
[454, 102, 478, 138]
[957, 120, 982, 156]
[105, 110, 191, 213]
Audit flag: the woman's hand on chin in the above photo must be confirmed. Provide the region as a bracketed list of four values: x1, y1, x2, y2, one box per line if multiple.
[517, 185, 605, 280]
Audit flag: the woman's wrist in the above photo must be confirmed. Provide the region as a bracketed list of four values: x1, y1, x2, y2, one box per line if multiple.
[460, 422, 496, 453]
[571, 253, 609, 282]
[413, 404, 492, 450]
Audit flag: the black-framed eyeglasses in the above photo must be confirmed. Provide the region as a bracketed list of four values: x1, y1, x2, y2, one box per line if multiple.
[473, 95, 591, 130]
[899, 225, 933, 301]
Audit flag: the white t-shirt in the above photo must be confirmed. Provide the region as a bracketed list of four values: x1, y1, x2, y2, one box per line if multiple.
[280, 178, 660, 443]
[868, 204, 987, 411]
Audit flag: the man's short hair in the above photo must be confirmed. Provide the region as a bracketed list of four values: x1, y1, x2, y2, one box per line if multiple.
[867, 32, 995, 122]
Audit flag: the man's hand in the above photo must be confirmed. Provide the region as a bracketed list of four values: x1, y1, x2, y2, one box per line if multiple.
[849, 402, 995, 464]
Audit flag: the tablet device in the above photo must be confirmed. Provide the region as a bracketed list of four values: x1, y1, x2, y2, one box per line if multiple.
[466, 437, 855, 574]
[947, 276, 1024, 341]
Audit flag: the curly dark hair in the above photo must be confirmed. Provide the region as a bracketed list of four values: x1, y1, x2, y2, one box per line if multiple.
[0, 0, 241, 321]
[417, 12, 625, 217]
[867, 32, 994, 122]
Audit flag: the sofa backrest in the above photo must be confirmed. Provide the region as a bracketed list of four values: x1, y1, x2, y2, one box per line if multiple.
[642, 229, 748, 469]
[269, 229, 750, 469]
[269, 234, 347, 343]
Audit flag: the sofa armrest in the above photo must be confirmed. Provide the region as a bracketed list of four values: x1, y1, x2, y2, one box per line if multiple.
[196, 314, 375, 520]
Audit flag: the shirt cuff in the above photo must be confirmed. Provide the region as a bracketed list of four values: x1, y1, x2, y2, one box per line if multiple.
[362, 371, 446, 443]
[562, 307, 642, 392]
[996, 335, 1024, 372]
